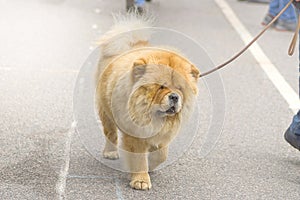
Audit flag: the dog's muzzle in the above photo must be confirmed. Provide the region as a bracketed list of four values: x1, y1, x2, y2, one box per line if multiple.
[165, 93, 181, 115]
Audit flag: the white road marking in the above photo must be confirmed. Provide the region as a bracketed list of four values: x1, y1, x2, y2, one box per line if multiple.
[115, 179, 124, 200]
[56, 126, 74, 200]
[67, 174, 113, 179]
[215, 0, 300, 114]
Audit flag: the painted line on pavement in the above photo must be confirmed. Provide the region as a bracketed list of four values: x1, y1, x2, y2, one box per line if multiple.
[67, 174, 114, 179]
[115, 178, 124, 200]
[215, 0, 300, 114]
[56, 125, 74, 200]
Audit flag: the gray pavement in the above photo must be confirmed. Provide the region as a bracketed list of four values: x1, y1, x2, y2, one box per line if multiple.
[1, 0, 300, 199]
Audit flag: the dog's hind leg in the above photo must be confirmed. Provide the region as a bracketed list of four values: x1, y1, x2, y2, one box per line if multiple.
[100, 111, 119, 160]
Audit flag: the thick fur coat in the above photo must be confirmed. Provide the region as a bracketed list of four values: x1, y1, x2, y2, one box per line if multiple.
[95, 13, 199, 190]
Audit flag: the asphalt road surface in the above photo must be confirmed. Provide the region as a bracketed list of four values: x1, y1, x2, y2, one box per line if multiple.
[1, 0, 300, 199]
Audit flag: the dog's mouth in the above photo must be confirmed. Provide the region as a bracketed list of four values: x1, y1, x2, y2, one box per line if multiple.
[157, 106, 178, 116]
[165, 106, 176, 114]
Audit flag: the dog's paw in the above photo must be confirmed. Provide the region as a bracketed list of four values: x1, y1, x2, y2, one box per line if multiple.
[103, 151, 119, 160]
[130, 179, 152, 190]
[130, 173, 152, 190]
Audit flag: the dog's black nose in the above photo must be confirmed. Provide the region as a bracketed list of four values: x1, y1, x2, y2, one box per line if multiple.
[169, 93, 179, 103]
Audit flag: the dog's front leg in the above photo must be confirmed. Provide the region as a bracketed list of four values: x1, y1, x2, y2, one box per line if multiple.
[130, 172, 151, 190]
[127, 151, 151, 190]
[122, 136, 151, 190]
[148, 146, 168, 171]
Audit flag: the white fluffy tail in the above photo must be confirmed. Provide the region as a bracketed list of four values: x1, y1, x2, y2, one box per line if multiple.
[99, 12, 154, 57]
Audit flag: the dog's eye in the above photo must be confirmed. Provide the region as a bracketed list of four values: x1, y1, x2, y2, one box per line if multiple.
[159, 85, 165, 90]
[176, 86, 182, 91]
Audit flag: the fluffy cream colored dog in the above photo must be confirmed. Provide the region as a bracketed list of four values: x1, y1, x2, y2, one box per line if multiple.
[95, 14, 199, 190]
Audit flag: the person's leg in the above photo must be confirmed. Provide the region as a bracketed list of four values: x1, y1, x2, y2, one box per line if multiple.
[268, 0, 280, 17]
[262, 0, 279, 26]
[126, 0, 145, 13]
[126, 0, 134, 11]
[278, 0, 297, 22]
[135, 0, 145, 6]
[284, 7, 300, 150]
[275, 0, 297, 31]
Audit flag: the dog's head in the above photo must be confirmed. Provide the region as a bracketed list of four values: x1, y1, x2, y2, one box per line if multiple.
[128, 50, 199, 125]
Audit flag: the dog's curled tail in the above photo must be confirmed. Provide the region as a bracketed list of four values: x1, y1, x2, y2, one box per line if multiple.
[98, 12, 154, 57]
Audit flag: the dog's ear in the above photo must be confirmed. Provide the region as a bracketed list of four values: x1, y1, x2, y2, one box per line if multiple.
[132, 58, 147, 82]
[190, 65, 200, 81]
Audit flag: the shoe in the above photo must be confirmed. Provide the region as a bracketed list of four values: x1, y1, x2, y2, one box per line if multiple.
[261, 14, 276, 26]
[275, 19, 297, 31]
[284, 128, 300, 150]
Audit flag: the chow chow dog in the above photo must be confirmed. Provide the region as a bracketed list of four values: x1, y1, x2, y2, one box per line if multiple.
[95, 13, 199, 190]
